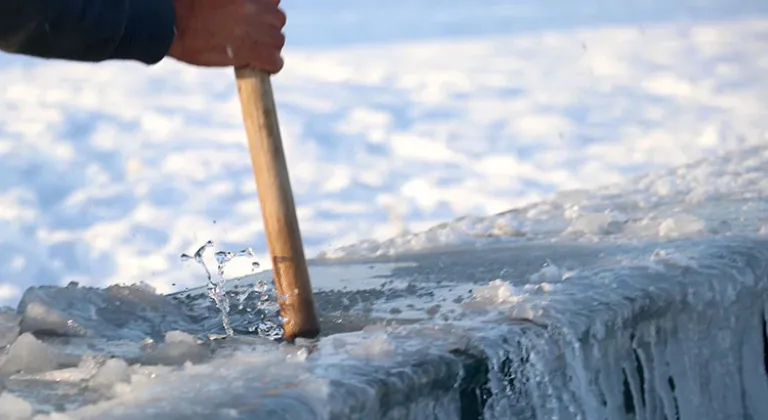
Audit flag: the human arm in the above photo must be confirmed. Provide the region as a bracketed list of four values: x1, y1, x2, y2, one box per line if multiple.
[0, 0, 286, 71]
[0, 0, 175, 64]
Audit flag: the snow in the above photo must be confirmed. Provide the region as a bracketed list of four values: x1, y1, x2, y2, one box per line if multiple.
[1, 0, 768, 304]
[325, 145, 768, 259]
[0, 392, 34, 420]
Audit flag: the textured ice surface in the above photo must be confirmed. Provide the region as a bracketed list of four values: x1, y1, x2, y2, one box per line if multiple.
[320, 145, 768, 260]
[1, 236, 767, 419]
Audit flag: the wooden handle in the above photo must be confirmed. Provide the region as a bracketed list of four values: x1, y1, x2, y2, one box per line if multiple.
[234, 68, 320, 341]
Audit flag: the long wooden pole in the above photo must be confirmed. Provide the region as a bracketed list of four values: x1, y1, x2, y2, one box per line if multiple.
[234, 68, 320, 341]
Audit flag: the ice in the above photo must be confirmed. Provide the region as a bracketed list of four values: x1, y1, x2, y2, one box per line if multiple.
[528, 263, 565, 284]
[164, 330, 198, 344]
[658, 214, 706, 237]
[140, 338, 211, 366]
[0, 236, 764, 419]
[0, 333, 57, 375]
[0, 306, 21, 348]
[87, 359, 130, 391]
[565, 212, 625, 236]
[471, 280, 522, 305]
[344, 332, 397, 360]
[0, 392, 34, 419]
[16, 283, 201, 341]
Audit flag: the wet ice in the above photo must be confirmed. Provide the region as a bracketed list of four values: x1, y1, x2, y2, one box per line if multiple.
[0, 333, 57, 375]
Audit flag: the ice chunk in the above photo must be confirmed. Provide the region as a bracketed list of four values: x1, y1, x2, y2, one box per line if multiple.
[529, 264, 564, 284]
[346, 333, 396, 360]
[0, 333, 57, 375]
[88, 358, 130, 391]
[0, 306, 21, 348]
[16, 284, 197, 341]
[140, 340, 211, 366]
[18, 301, 78, 337]
[164, 330, 198, 344]
[565, 213, 624, 235]
[658, 214, 706, 237]
[0, 392, 33, 419]
[472, 279, 521, 304]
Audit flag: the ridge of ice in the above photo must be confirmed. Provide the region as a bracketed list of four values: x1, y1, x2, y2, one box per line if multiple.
[319, 145, 768, 260]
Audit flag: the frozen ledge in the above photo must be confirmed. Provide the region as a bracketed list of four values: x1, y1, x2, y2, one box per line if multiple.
[4, 236, 768, 419]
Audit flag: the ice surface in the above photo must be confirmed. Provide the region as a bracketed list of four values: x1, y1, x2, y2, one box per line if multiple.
[0, 234, 765, 419]
[16, 283, 199, 341]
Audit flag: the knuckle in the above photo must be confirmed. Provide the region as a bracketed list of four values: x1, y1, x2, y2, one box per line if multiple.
[276, 8, 287, 26]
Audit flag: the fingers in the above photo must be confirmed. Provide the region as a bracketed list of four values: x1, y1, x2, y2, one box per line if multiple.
[252, 6, 286, 28]
[244, 44, 284, 73]
[230, 40, 283, 73]
[245, 0, 286, 26]
[248, 27, 285, 48]
[229, 0, 286, 72]
[269, 8, 287, 28]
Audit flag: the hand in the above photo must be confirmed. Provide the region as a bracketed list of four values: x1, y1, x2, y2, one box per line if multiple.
[168, 0, 287, 73]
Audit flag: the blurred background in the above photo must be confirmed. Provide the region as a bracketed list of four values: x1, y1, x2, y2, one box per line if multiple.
[0, 0, 766, 304]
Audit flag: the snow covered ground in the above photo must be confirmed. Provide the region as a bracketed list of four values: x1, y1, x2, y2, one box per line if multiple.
[1, 0, 767, 306]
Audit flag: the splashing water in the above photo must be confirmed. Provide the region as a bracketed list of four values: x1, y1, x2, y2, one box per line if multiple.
[180, 241, 262, 338]
[249, 280, 283, 340]
[214, 248, 258, 277]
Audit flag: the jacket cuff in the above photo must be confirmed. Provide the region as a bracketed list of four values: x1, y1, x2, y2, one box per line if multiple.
[111, 0, 176, 64]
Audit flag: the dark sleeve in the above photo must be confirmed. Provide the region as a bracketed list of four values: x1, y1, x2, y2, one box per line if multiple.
[0, 0, 176, 65]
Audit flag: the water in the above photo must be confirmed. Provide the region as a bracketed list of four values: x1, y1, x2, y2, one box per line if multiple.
[180, 241, 268, 339]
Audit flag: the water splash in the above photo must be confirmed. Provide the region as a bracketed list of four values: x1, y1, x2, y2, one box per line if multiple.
[180, 241, 262, 338]
[214, 248, 257, 277]
[249, 280, 283, 340]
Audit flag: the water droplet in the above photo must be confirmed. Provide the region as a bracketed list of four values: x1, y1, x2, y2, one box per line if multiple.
[214, 251, 234, 265]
